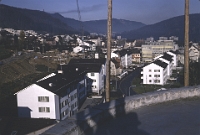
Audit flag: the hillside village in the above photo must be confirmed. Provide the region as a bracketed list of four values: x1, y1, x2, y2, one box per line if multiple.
[0, 27, 200, 134]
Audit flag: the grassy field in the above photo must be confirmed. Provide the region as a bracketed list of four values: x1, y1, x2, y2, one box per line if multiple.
[0, 46, 12, 60]
[132, 79, 183, 94]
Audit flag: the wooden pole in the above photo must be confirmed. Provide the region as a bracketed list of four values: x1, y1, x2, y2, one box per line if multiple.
[106, 0, 112, 102]
[184, 0, 189, 86]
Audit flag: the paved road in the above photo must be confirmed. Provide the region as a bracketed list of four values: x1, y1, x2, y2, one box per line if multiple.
[84, 97, 200, 135]
[118, 68, 141, 96]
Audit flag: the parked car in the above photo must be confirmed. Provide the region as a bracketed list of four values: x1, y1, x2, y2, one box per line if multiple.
[117, 71, 128, 79]
[157, 88, 167, 91]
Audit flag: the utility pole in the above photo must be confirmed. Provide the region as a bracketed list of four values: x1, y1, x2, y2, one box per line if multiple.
[184, 0, 189, 86]
[106, 0, 112, 102]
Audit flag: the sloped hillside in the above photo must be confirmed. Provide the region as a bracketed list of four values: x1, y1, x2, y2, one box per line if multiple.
[0, 4, 77, 34]
[0, 54, 57, 84]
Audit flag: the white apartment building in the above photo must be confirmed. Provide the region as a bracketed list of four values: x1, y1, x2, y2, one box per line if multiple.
[141, 60, 168, 85]
[15, 68, 88, 120]
[86, 66, 104, 94]
[154, 53, 174, 78]
[68, 58, 106, 95]
[166, 51, 178, 67]
[113, 49, 132, 68]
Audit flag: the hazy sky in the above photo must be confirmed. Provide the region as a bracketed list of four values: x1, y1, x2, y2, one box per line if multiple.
[1, 0, 200, 24]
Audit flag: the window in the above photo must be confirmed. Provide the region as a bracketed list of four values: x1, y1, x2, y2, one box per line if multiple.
[38, 96, 49, 102]
[71, 95, 74, 101]
[149, 75, 151, 77]
[149, 80, 152, 82]
[75, 102, 77, 107]
[74, 93, 77, 98]
[154, 69, 160, 72]
[91, 73, 94, 76]
[61, 101, 65, 108]
[39, 107, 50, 113]
[61, 99, 68, 108]
[149, 69, 151, 72]
[154, 80, 160, 83]
[71, 104, 75, 110]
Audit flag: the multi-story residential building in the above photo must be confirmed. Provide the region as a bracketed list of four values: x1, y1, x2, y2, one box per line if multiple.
[141, 45, 153, 63]
[141, 59, 168, 85]
[166, 51, 178, 67]
[141, 37, 179, 62]
[131, 49, 141, 63]
[68, 58, 106, 95]
[189, 44, 199, 62]
[113, 49, 132, 68]
[15, 67, 88, 120]
[154, 53, 173, 78]
[110, 58, 122, 76]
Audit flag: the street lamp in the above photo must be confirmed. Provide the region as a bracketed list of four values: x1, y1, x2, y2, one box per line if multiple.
[128, 85, 136, 96]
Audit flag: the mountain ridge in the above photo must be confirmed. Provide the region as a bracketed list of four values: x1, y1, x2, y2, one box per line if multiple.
[0, 4, 145, 35]
[51, 13, 146, 34]
[0, 4, 77, 34]
[1, 4, 200, 42]
[121, 13, 200, 42]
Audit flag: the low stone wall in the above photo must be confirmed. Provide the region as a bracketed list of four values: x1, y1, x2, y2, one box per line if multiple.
[42, 85, 200, 135]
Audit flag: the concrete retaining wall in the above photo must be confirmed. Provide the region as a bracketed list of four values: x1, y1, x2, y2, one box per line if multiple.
[42, 85, 200, 135]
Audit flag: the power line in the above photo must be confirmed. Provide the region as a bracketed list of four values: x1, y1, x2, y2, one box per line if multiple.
[76, 0, 84, 41]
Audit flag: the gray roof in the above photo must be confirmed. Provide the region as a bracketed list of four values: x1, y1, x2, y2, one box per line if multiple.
[62, 64, 103, 73]
[68, 58, 106, 65]
[67, 58, 106, 73]
[36, 66, 86, 97]
[153, 59, 168, 69]
[113, 49, 132, 57]
[160, 53, 173, 62]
